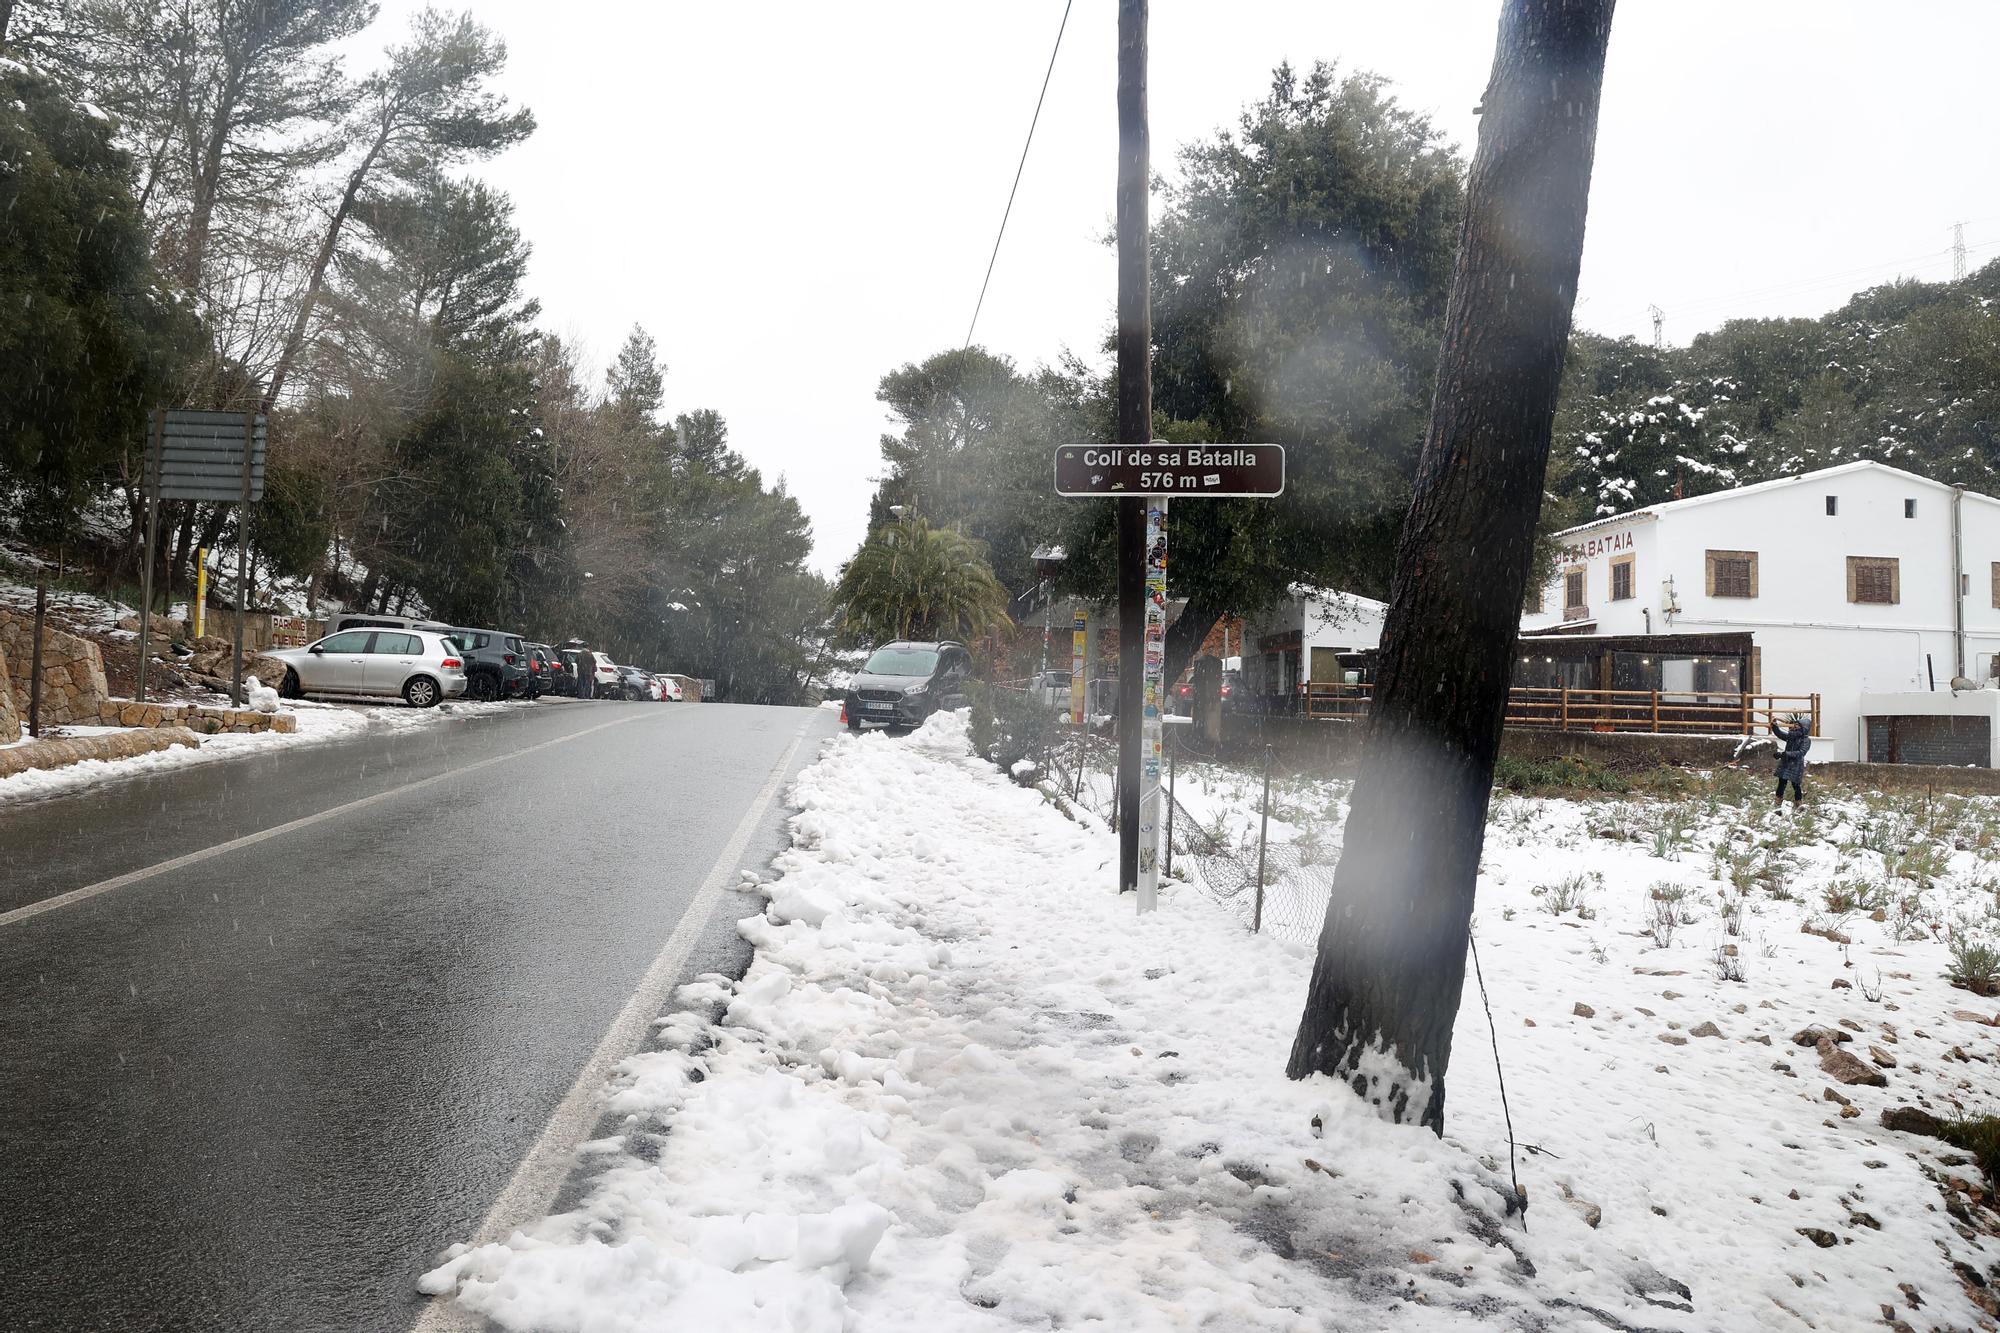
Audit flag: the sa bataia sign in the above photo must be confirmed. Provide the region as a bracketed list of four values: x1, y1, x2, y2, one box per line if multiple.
[1053, 444, 1284, 497]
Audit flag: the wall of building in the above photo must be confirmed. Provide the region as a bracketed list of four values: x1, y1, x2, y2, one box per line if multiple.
[1522, 518, 1659, 635]
[1520, 467, 2000, 758]
[1857, 689, 2000, 767]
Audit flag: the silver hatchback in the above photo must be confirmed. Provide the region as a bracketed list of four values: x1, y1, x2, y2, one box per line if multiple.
[265, 628, 469, 708]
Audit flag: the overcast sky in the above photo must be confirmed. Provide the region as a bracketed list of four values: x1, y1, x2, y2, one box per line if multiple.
[359, 2, 2000, 573]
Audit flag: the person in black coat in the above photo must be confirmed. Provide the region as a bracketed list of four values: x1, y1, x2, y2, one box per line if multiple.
[1772, 715, 1810, 807]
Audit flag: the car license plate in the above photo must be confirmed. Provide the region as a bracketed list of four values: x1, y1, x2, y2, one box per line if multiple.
[864, 701, 894, 712]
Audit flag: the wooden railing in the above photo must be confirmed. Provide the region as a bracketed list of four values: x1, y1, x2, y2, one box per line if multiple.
[1305, 682, 1821, 737]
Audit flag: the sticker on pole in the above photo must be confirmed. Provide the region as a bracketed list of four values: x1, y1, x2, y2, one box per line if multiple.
[1054, 443, 1283, 497]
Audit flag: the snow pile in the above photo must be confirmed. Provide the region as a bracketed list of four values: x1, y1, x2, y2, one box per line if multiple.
[424, 713, 1892, 1331]
[242, 674, 279, 713]
[0, 697, 514, 804]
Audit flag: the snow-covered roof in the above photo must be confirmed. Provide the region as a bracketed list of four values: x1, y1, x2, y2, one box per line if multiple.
[1555, 460, 1997, 539]
[1290, 585, 1387, 612]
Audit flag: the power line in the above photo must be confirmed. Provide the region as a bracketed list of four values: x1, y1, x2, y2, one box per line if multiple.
[963, 0, 1074, 350]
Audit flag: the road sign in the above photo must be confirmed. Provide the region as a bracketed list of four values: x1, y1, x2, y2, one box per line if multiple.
[1053, 443, 1283, 497]
[136, 408, 267, 706]
[144, 410, 267, 502]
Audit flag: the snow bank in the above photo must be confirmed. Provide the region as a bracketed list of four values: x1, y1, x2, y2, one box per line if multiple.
[0, 698, 511, 804]
[429, 713, 1878, 1330]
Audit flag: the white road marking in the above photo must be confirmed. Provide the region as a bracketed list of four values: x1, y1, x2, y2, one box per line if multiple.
[411, 716, 817, 1333]
[0, 709, 672, 930]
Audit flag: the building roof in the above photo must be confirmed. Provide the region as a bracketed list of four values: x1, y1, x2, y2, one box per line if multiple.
[1555, 460, 1999, 540]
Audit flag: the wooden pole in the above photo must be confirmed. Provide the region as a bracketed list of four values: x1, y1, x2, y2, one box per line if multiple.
[1113, 0, 1150, 898]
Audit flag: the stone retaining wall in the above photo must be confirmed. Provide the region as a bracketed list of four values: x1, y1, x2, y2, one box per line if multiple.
[0, 727, 200, 780]
[90, 699, 296, 735]
[0, 609, 109, 727]
[0, 641, 18, 744]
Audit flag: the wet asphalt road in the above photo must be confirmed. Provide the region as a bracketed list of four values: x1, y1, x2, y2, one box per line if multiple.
[0, 698, 836, 1333]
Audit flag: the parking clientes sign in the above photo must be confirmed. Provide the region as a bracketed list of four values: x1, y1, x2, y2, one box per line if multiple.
[1053, 443, 1284, 498]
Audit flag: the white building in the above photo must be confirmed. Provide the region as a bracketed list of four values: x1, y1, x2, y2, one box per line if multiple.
[1242, 591, 1387, 706]
[1520, 461, 2000, 765]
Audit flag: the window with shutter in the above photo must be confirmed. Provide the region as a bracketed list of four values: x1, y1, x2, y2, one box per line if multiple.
[1848, 556, 1899, 605]
[1610, 555, 1635, 601]
[1705, 550, 1757, 598]
[1991, 562, 2000, 610]
[1563, 568, 1587, 618]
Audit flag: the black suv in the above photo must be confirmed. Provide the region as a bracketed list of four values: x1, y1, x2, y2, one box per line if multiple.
[526, 642, 564, 698]
[448, 627, 532, 701]
[843, 641, 971, 731]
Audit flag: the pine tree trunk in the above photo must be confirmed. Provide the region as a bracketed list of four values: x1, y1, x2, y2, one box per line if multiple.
[1286, 0, 1615, 1134]
[1163, 600, 1221, 694]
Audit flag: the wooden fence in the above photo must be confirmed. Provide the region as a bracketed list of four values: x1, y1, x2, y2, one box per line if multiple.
[1304, 682, 1820, 737]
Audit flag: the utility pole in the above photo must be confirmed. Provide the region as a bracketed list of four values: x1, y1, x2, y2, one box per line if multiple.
[1648, 304, 1664, 349]
[1954, 221, 1968, 281]
[1114, 0, 1150, 902]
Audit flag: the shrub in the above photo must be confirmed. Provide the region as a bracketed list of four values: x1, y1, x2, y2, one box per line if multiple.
[1532, 871, 1598, 918]
[1822, 877, 1888, 916]
[1492, 753, 1629, 795]
[1646, 898, 1680, 949]
[1946, 935, 2000, 996]
[967, 682, 1054, 777]
[1941, 1117, 2000, 1189]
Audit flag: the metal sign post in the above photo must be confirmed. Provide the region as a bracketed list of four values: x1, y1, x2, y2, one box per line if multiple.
[136, 408, 164, 701]
[1070, 610, 1088, 724]
[1053, 440, 1282, 909]
[232, 410, 256, 707]
[137, 409, 267, 704]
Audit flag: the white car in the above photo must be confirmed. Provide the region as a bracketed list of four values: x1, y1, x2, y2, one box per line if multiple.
[658, 676, 684, 702]
[590, 652, 619, 694]
[265, 628, 468, 708]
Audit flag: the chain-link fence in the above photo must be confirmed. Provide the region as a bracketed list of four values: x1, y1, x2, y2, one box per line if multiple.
[1040, 722, 1337, 948]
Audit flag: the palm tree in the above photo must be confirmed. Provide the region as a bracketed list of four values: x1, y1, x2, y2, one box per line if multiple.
[832, 517, 1012, 643]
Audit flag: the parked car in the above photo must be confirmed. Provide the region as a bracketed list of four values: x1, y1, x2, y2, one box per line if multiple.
[265, 628, 466, 708]
[1171, 668, 1244, 716]
[326, 612, 455, 638]
[525, 643, 562, 698]
[612, 664, 655, 700]
[655, 674, 684, 702]
[842, 641, 972, 731]
[448, 626, 532, 701]
[589, 652, 620, 696]
[1031, 669, 1071, 711]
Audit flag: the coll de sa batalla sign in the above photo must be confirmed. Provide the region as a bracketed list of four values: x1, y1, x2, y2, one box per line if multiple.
[1053, 444, 1285, 498]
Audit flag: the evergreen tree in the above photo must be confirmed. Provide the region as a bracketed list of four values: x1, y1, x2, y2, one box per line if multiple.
[606, 325, 665, 427]
[1102, 61, 1469, 683]
[0, 60, 195, 546]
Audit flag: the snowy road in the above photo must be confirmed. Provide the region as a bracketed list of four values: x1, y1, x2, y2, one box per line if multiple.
[0, 698, 835, 1333]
